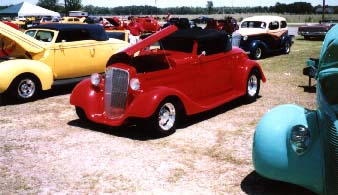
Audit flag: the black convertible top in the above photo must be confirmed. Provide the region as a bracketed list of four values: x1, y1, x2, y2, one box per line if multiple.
[161, 28, 232, 54]
[31, 24, 108, 41]
[168, 28, 228, 41]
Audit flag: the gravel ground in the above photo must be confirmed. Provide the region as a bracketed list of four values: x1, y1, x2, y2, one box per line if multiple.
[0, 40, 319, 194]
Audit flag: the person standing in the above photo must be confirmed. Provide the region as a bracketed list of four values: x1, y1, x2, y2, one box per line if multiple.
[127, 16, 145, 45]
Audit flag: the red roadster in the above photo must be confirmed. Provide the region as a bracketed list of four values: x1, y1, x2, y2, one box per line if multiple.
[70, 25, 266, 136]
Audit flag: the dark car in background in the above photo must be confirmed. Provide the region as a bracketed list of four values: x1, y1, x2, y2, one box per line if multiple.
[232, 16, 293, 60]
[191, 16, 213, 24]
[298, 19, 338, 40]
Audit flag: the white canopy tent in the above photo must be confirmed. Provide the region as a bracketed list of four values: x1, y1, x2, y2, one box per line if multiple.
[0, 2, 60, 17]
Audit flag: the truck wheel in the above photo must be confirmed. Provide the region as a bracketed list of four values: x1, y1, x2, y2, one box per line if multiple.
[148, 99, 182, 136]
[8, 74, 41, 102]
[251, 46, 263, 60]
[245, 69, 261, 102]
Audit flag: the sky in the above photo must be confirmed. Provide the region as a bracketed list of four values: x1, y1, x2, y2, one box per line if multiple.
[1, 0, 337, 8]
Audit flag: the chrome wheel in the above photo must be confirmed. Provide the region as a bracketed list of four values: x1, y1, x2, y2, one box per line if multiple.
[247, 74, 258, 97]
[158, 102, 176, 131]
[18, 79, 36, 99]
[283, 42, 290, 54]
[254, 47, 262, 59]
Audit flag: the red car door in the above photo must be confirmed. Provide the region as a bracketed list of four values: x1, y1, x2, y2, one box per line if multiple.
[198, 52, 234, 99]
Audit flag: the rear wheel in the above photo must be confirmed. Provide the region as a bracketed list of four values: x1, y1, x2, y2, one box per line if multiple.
[245, 69, 261, 102]
[8, 74, 41, 102]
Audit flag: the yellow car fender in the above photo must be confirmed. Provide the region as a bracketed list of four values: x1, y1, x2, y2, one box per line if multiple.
[0, 59, 53, 93]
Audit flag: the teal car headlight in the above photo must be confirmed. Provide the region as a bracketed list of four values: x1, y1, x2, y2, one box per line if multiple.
[290, 125, 311, 155]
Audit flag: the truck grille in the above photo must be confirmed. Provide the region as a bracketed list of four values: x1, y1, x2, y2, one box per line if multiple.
[104, 67, 129, 119]
[322, 111, 338, 195]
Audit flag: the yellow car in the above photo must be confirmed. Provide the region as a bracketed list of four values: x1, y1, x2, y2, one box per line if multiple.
[0, 23, 129, 102]
[60, 17, 85, 24]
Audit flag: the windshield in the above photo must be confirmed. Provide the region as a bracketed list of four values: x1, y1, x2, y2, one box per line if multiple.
[25, 30, 54, 43]
[241, 21, 266, 29]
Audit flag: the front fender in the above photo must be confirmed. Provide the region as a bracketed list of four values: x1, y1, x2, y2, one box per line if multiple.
[253, 104, 323, 194]
[70, 78, 104, 116]
[0, 59, 53, 93]
[126, 86, 187, 118]
[249, 40, 267, 52]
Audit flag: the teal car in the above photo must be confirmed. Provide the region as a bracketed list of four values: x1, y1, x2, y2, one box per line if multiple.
[252, 24, 338, 195]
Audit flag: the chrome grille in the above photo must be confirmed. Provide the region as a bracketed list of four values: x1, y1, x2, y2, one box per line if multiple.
[322, 111, 338, 195]
[104, 67, 129, 119]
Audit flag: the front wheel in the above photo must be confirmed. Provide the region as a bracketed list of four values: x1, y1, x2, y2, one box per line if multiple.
[8, 74, 41, 102]
[75, 107, 89, 122]
[250, 46, 263, 60]
[282, 41, 291, 54]
[147, 99, 182, 136]
[245, 69, 261, 102]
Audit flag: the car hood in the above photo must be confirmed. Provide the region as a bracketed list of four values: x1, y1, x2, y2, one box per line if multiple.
[0, 22, 45, 54]
[236, 28, 267, 36]
[318, 24, 338, 72]
[122, 25, 177, 56]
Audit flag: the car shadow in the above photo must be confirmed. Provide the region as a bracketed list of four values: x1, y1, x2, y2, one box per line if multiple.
[181, 97, 248, 128]
[0, 83, 77, 106]
[68, 119, 160, 141]
[68, 96, 261, 140]
[241, 171, 317, 195]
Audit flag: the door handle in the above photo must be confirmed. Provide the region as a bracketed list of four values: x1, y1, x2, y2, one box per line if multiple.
[90, 48, 95, 56]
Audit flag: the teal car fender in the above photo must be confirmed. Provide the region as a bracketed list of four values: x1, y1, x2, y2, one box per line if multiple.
[253, 104, 323, 194]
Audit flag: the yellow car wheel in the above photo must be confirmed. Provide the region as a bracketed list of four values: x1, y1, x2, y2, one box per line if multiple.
[8, 74, 41, 102]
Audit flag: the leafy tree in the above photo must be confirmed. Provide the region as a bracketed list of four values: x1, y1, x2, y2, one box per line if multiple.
[37, 0, 58, 11]
[64, 0, 82, 14]
[207, 1, 213, 14]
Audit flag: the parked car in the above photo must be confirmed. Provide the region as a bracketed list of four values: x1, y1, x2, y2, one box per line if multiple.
[0, 23, 129, 102]
[232, 16, 293, 60]
[298, 19, 338, 40]
[252, 24, 338, 195]
[162, 17, 199, 29]
[191, 16, 213, 24]
[135, 16, 160, 32]
[106, 30, 129, 42]
[60, 17, 84, 24]
[70, 25, 266, 136]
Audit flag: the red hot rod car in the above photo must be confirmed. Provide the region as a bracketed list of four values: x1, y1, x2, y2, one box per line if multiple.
[70, 25, 266, 136]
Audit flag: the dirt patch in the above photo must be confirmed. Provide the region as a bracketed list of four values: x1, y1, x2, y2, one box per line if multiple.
[0, 38, 319, 194]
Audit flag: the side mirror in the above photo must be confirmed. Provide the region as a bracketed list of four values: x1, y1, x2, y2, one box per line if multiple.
[59, 40, 66, 48]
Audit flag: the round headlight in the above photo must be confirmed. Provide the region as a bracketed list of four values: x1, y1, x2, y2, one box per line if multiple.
[130, 78, 140, 90]
[242, 36, 248, 41]
[290, 125, 311, 155]
[91, 73, 102, 87]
